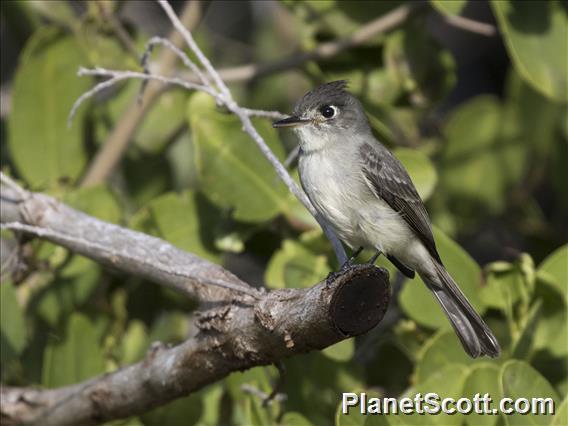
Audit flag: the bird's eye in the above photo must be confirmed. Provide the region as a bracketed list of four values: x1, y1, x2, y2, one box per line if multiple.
[320, 105, 337, 119]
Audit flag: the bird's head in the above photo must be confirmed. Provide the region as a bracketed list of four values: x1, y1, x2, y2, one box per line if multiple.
[273, 80, 371, 149]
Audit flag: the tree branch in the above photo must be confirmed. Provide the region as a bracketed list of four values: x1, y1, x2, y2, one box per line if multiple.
[0, 177, 257, 302]
[0, 176, 390, 425]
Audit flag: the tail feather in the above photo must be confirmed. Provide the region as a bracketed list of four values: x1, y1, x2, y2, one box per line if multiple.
[423, 262, 500, 358]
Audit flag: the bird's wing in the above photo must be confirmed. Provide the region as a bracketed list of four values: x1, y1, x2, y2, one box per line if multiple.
[359, 142, 441, 264]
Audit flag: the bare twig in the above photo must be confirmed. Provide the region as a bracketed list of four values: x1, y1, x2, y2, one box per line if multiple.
[158, 0, 230, 98]
[68, 67, 215, 124]
[141, 36, 210, 86]
[439, 12, 497, 37]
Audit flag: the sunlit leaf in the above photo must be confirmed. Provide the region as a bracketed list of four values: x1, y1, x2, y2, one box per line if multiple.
[415, 331, 475, 383]
[0, 282, 27, 361]
[142, 393, 203, 426]
[8, 29, 90, 188]
[384, 26, 456, 105]
[499, 360, 559, 426]
[282, 412, 314, 426]
[64, 185, 122, 224]
[440, 95, 525, 214]
[492, 0, 567, 102]
[537, 244, 567, 303]
[322, 338, 355, 362]
[462, 363, 501, 426]
[265, 239, 331, 288]
[431, 0, 467, 16]
[146, 191, 221, 262]
[551, 396, 568, 426]
[42, 313, 105, 387]
[120, 320, 148, 365]
[188, 92, 289, 222]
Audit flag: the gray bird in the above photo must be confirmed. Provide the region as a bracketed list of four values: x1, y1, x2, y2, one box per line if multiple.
[273, 80, 500, 358]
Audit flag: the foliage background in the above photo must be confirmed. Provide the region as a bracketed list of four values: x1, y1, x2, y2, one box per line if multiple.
[0, 1, 567, 425]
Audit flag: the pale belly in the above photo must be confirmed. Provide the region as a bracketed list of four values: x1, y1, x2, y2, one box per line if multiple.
[299, 150, 415, 256]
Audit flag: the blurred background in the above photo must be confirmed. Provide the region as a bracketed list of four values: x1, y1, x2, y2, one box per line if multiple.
[1, 1, 566, 425]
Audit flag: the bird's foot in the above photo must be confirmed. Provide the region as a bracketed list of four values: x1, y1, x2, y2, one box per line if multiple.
[367, 250, 382, 265]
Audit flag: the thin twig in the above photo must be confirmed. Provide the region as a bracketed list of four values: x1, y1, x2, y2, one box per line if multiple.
[284, 145, 300, 169]
[440, 13, 497, 37]
[158, 0, 231, 99]
[68, 68, 214, 125]
[141, 36, 210, 86]
[69, 68, 288, 124]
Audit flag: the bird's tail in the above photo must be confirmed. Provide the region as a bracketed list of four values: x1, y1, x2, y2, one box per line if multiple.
[422, 261, 500, 358]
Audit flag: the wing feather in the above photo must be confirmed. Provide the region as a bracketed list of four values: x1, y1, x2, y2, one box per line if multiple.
[359, 143, 442, 264]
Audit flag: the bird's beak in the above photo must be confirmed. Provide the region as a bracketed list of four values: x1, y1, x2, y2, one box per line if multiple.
[272, 115, 310, 128]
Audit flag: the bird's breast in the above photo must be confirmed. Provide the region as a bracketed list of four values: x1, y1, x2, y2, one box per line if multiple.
[298, 148, 367, 246]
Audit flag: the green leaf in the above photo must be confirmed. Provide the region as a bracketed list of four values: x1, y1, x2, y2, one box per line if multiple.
[491, 0, 568, 102]
[42, 313, 105, 387]
[431, 0, 467, 16]
[394, 148, 438, 201]
[99, 80, 188, 153]
[147, 191, 221, 262]
[188, 92, 289, 222]
[537, 244, 568, 304]
[8, 29, 90, 188]
[462, 363, 502, 426]
[400, 364, 470, 425]
[551, 396, 568, 426]
[147, 311, 189, 346]
[511, 300, 541, 360]
[500, 360, 559, 426]
[415, 330, 475, 383]
[0, 282, 27, 360]
[440, 95, 525, 214]
[282, 412, 314, 426]
[384, 26, 456, 105]
[480, 262, 527, 313]
[35, 257, 100, 327]
[24, 1, 76, 28]
[322, 338, 355, 362]
[142, 393, 203, 426]
[399, 227, 484, 329]
[265, 239, 331, 288]
[120, 320, 148, 365]
[64, 185, 122, 224]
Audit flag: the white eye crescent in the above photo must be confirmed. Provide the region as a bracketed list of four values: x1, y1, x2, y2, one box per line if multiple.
[320, 105, 337, 119]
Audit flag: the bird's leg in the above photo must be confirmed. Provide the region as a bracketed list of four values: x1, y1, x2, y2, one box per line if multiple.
[367, 249, 382, 265]
[340, 246, 364, 270]
[326, 246, 364, 287]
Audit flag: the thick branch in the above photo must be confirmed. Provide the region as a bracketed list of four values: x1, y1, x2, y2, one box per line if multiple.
[0, 183, 256, 302]
[1, 265, 389, 425]
[0, 179, 390, 425]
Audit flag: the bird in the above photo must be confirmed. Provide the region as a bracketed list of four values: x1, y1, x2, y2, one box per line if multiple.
[273, 80, 500, 358]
